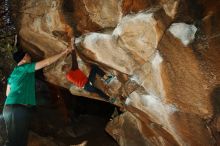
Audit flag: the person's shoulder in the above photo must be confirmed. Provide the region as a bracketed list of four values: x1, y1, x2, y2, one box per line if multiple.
[9, 65, 24, 76]
[17, 63, 36, 72]
[20, 62, 36, 67]
[23, 62, 36, 66]
[12, 65, 22, 72]
[16, 63, 28, 69]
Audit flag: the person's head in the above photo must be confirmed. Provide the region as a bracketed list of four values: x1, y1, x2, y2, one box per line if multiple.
[62, 64, 71, 73]
[13, 50, 31, 64]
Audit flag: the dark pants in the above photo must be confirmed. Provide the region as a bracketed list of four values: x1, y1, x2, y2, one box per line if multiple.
[84, 66, 110, 100]
[3, 104, 32, 146]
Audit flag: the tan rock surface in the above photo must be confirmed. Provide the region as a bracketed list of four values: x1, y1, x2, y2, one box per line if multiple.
[18, 0, 220, 145]
[78, 8, 171, 75]
[158, 27, 212, 117]
[83, 0, 122, 28]
[19, 0, 73, 88]
[71, 0, 101, 35]
[106, 110, 180, 146]
[71, 0, 122, 35]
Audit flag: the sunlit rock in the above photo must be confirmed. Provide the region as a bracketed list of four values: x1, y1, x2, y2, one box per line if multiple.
[169, 23, 197, 46]
[130, 51, 165, 98]
[113, 9, 168, 62]
[123, 87, 213, 145]
[159, 28, 213, 117]
[79, 8, 171, 75]
[79, 33, 137, 75]
[16, 0, 220, 145]
[106, 111, 180, 146]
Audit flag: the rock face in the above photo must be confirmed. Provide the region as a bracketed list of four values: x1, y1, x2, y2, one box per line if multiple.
[78, 7, 170, 75]
[18, 0, 220, 145]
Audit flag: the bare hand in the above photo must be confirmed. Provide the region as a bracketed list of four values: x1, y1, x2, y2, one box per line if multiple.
[62, 48, 72, 55]
[62, 37, 75, 55]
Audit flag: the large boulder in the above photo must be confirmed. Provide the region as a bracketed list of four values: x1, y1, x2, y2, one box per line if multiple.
[17, 0, 220, 145]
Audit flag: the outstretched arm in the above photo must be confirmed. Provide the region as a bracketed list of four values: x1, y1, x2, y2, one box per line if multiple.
[35, 49, 71, 70]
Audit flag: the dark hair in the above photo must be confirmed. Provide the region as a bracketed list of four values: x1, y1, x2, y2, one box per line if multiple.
[13, 50, 26, 63]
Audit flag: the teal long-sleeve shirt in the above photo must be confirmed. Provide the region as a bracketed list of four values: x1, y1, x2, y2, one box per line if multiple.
[5, 63, 36, 105]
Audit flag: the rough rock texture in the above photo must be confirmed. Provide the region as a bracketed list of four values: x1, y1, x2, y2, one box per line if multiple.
[78, 7, 170, 75]
[159, 27, 211, 117]
[18, 0, 220, 145]
[19, 0, 74, 88]
[71, 0, 122, 35]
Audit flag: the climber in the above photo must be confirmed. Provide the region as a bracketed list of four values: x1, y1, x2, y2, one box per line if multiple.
[3, 35, 72, 146]
[62, 37, 114, 101]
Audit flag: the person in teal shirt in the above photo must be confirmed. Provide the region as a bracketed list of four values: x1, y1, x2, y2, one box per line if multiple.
[3, 46, 72, 146]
